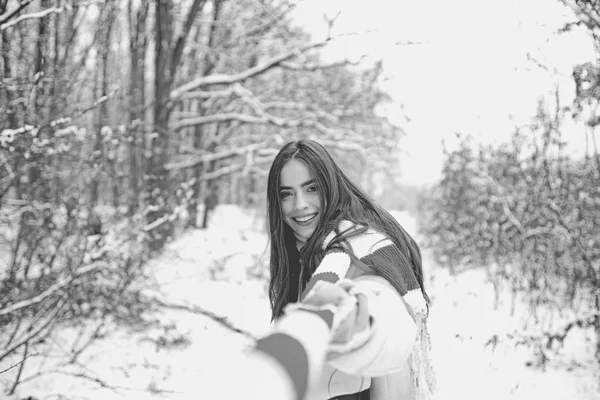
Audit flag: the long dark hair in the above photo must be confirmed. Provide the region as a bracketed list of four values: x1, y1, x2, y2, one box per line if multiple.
[266, 139, 429, 320]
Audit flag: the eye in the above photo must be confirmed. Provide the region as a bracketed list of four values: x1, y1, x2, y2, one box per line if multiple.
[280, 191, 292, 199]
[306, 185, 318, 193]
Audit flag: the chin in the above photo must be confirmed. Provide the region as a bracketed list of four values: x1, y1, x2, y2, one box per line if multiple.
[301, 231, 316, 242]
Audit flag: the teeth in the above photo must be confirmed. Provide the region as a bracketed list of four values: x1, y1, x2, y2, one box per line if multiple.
[295, 214, 316, 223]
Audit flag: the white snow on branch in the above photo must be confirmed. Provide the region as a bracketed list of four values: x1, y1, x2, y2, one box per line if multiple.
[0, 0, 35, 25]
[170, 40, 329, 100]
[165, 144, 277, 171]
[0, 125, 38, 146]
[280, 55, 365, 71]
[0, 6, 63, 32]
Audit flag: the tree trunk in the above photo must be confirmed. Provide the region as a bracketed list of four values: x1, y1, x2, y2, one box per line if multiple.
[88, 4, 117, 207]
[26, 0, 52, 204]
[0, 14, 16, 131]
[99, 18, 117, 208]
[90, 46, 104, 206]
[187, 104, 204, 229]
[594, 291, 600, 362]
[146, 0, 205, 250]
[187, 0, 222, 229]
[127, 0, 148, 216]
[146, 0, 176, 250]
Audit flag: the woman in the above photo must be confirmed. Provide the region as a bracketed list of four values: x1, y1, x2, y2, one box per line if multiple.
[252, 139, 436, 400]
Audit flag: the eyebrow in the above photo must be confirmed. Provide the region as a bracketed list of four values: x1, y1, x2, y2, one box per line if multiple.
[279, 179, 316, 191]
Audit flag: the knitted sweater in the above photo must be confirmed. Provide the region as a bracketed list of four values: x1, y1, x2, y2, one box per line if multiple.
[247, 221, 435, 400]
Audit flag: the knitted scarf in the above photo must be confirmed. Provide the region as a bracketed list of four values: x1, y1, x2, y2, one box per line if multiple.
[300, 220, 437, 400]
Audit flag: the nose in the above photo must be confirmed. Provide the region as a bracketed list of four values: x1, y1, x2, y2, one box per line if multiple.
[294, 192, 308, 210]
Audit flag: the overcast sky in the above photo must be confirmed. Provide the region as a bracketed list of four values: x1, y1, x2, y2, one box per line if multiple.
[290, 0, 596, 185]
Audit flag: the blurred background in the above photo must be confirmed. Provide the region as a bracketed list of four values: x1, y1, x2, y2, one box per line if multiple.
[0, 0, 599, 399]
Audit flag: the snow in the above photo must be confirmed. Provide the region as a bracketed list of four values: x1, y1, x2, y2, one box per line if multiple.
[3, 205, 599, 400]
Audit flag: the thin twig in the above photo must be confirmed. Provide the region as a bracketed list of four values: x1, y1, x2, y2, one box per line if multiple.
[68, 314, 108, 364]
[8, 340, 28, 394]
[0, 295, 67, 363]
[0, 350, 38, 375]
[149, 297, 256, 340]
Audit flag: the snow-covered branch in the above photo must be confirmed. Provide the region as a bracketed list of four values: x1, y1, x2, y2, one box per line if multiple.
[0, 295, 67, 363]
[165, 145, 277, 171]
[280, 55, 365, 71]
[308, 136, 367, 154]
[173, 103, 357, 141]
[0, 5, 63, 32]
[173, 112, 280, 130]
[561, 0, 600, 30]
[503, 311, 600, 349]
[0, 0, 35, 25]
[0, 247, 109, 318]
[170, 40, 330, 100]
[1, 88, 118, 147]
[175, 82, 343, 125]
[263, 101, 340, 124]
[203, 163, 244, 181]
[0, 211, 150, 318]
[177, 87, 237, 100]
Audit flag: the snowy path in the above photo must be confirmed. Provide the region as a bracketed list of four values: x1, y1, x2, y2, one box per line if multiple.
[8, 205, 599, 400]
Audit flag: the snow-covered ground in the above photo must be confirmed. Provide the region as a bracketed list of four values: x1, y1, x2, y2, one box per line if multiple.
[5, 205, 599, 400]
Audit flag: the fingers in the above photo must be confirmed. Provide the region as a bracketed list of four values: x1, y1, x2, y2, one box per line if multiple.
[353, 293, 370, 332]
[337, 279, 356, 292]
[303, 280, 351, 307]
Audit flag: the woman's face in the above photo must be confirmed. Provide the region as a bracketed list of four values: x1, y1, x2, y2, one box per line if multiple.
[279, 158, 322, 247]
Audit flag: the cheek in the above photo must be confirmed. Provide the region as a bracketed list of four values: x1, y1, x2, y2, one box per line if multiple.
[280, 200, 292, 216]
[316, 194, 324, 209]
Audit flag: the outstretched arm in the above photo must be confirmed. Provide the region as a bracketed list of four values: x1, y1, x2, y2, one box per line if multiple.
[204, 310, 330, 400]
[205, 280, 359, 400]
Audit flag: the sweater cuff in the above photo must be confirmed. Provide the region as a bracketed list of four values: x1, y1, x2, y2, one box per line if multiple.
[254, 310, 330, 400]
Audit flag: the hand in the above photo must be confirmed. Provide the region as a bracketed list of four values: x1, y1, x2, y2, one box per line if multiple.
[327, 280, 371, 351]
[288, 279, 372, 351]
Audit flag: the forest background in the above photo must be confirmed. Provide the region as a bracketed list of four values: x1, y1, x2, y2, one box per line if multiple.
[1, 0, 599, 398]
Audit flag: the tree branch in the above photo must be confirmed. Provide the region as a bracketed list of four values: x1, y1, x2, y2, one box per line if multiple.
[0, 0, 35, 26]
[279, 55, 365, 71]
[173, 107, 366, 153]
[177, 87, 237, 100]
[170, 0, 207, 73]
[0, 350, 38, 374]
[204, 162, 244, 181]
[8, 340, 28, 394]
[68, 313, 108, 364]
[165, 144, 276, 171]
[148, 297, 256, 340]
[562, 0, 600, 29]
[173, 83, 345, 126]
[308, 136, 368, 154]
[0, 295, 67, 363]
[0, 225, 125, 318]
[263, 101, 339, 123]
[0, 5, 63, 31]
[0, 88, 119, 146]
[170, 40, 330, 100]
[547, 201, 598, 284]
[173, 112, 280, 130]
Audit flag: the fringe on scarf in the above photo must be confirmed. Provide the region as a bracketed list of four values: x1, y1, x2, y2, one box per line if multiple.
[404, 290, 437, 400]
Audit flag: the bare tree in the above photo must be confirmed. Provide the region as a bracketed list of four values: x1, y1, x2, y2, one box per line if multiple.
[144, 0, 207, 250]
[126, 0, 149, 215]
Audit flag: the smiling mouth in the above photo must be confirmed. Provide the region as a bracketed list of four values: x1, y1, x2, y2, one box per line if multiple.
[293, 213, 317, 223]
